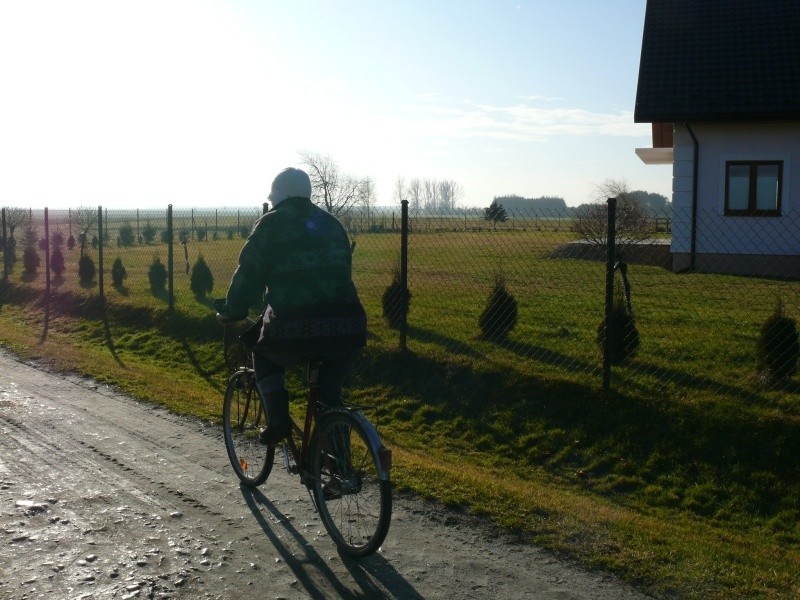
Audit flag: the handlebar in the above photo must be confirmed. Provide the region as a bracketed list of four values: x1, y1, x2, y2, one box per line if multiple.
[213, 298, 248, 325]
[218, 302, 256, 371]
[216, 312, 234, 325]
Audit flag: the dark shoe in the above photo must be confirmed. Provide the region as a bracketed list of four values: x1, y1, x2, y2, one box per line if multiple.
[258, 421, 289, 445]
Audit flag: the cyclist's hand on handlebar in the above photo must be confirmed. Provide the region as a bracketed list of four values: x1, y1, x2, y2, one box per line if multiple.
[213, 298, 252, 325]
[216, 312, 234, 325]
[214, 298, 234, 324]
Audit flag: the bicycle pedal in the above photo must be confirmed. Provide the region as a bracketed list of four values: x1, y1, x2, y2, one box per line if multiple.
[289, 465, 299, 475]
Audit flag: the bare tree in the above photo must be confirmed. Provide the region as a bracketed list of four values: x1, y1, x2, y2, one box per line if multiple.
[438, 179, 464, 213]
[359, 176, 376, 225]
[3, 207, 27, 240]
[299, 151, 366, 217]
[422, 179, 440, 212]
[408, 178, 422, 212]
[574, 178, 652, 250]
[75, 207, 96, 257]
[393, 176, 406, 204]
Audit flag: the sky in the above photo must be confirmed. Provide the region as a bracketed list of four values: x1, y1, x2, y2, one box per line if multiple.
[0, 0, 671, 210]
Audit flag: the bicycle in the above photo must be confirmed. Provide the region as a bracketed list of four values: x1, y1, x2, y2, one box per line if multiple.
[220, 318, 393, 557]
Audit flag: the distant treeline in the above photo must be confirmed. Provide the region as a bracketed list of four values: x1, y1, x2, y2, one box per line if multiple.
[494, 191, 671, 217]
[493, 195, 571, 215]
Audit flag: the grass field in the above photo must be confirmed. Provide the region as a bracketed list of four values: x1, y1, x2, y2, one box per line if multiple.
[1, 220, 798, 598]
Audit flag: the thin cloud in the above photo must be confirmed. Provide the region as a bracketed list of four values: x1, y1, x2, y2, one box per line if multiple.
[518, 94, 566, 103]
[401, 99, 645, 141]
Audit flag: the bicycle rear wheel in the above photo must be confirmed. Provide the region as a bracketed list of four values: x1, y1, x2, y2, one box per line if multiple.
[222, 369, 274, 487]
[309, 411, 392, 556]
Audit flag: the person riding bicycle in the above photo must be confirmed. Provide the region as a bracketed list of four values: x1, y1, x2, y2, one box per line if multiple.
[215, 167, 367, 445]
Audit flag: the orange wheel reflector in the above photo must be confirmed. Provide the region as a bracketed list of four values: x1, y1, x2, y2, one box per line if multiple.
[240, 458, 248, 470]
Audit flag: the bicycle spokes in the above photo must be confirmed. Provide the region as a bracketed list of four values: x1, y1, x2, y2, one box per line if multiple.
[311, 411, 391, 556]
[223, 370, 274, 487]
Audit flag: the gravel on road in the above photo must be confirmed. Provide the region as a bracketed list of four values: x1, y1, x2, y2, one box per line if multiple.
[0, 348, 651, 599]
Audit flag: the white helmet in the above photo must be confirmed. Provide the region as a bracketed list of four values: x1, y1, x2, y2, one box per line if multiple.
[268, 167, 312, 206]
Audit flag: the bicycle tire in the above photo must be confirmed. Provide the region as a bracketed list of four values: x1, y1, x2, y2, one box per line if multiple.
[222, 369, 274, 487]
[309, 411, 392, 556]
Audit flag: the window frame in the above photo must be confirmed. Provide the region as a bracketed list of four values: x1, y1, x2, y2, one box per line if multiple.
[724, 160, 783, 217]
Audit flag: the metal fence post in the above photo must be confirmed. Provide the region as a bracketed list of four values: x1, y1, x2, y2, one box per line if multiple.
[44, 208, 51, 307]
[603, 197, 617, 393]
[167, 204, 174, 313]
[97, 205, 104, 299]
[262, 202, 269, 215]
[400, 200, 409, 352]
[1, 207, 7, 281]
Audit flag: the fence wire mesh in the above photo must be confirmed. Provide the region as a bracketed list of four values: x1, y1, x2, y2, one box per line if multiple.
[2, 203, 800, 403]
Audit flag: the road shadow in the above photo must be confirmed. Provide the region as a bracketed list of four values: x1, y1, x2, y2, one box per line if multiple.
[496, 336, 601, 375]
[408, 324, 600, 377]
[182, 338, 225, 393]
[38, 299, 50, 344]
[240, 485, 420, 599]
[624, 359, 763, 401]
[101, 299, 126, 368]
[407, 325, 483, 359]
[339, 554, 424, 600]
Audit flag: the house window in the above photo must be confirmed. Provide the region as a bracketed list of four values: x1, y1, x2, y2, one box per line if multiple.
[725, 161, 782, 216]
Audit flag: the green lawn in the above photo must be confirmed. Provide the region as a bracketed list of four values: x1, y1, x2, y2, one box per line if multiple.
[1, 224, 798, 598]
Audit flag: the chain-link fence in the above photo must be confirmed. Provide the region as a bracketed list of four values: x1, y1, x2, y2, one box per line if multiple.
[2, 202, 799, 402]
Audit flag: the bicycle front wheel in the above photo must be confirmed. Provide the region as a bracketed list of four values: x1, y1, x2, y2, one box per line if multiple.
[222, 369, 274, 487]
[310, 411, 392, 556]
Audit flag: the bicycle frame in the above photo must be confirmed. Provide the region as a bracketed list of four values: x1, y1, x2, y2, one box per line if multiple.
[280, 362, 392, 485]
[280, 362, 322, 480]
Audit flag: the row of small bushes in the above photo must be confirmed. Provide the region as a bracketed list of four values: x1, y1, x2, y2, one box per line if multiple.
[598, 286, 800, 385]
[381, 266, 800, 386]
[11, 244, 215, 300]
[381, 265, 519, 341]
[123, 255, 214, 299]
[10, 240, 800, 384]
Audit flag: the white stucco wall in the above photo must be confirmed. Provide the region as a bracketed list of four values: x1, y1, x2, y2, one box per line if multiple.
[671, 122, 800, 257]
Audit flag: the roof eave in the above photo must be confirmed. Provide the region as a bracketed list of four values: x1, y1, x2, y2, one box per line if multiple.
[634, 111, 800, 124]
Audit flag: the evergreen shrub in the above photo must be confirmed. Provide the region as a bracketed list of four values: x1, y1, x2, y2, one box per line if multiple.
[757, 299, 799, 383]
[111, 257, 127, 288]
[596, 281, 640, 364]
[23, 245, 40, 276]
[382, 264, 411, 329]
[51, 247, 65, 278]
[148, 257, 167, 293]
[78, 254, 96, 285]
[478, 272, 518, 340]
[190, 255, 214, 298]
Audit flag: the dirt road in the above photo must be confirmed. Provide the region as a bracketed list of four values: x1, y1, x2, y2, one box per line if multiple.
[0, 348, 650, 599]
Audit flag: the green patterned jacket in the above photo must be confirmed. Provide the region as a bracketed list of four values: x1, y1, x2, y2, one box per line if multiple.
[222, 197, 366, 356]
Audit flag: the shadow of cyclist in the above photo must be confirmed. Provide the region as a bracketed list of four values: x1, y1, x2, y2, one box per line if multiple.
[339, 554, 424, 600]
[239, 484, 420, 599]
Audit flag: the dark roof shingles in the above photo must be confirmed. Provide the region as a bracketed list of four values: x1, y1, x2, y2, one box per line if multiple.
[634, 0, 800, 122]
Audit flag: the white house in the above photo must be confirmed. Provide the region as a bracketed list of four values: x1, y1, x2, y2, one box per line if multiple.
[634, 0, 800, 278]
